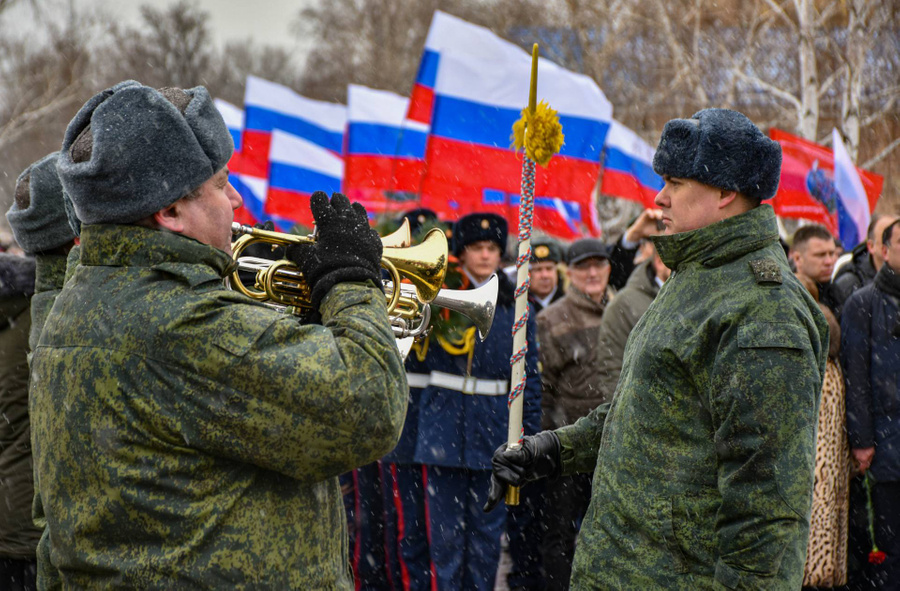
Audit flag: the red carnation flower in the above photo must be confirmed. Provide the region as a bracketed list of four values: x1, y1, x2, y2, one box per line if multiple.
[869, 550, 887, 565]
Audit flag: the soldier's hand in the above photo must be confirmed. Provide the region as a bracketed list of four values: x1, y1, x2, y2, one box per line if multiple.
[483, 430, 561, 512]
[286, 192, 382, 308]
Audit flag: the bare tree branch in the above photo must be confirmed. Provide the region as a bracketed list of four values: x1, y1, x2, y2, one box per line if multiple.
[862, 136, 900, 170]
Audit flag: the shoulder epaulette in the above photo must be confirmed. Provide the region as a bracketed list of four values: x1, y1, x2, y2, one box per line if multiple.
[749, 259, 782, 285]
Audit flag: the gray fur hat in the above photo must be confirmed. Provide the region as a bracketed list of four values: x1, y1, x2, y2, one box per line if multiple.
[57, 80, 234, 225]
[652, 108, 782, 202]
[6, 152, 77, 254]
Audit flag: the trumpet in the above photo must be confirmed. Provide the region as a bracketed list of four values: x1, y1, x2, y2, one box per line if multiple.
[227, 222, 498, 354]
[229, 220, 448, 314]
[386, 275, 498, 341]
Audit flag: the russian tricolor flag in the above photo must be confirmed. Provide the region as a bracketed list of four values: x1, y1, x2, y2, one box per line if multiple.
[242, 76, 346, 178]
[600, 120, 663, 208]
[408, 11, 527, 127]
[419, 49, 612, 239]
[344, 84, 429, 214]
[266, 130, 344, 228]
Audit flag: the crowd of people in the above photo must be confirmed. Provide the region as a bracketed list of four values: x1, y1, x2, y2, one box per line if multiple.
[0, 78, 896, 591]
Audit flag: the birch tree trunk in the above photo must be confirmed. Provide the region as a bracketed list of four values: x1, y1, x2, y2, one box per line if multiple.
[795, 0, 819, 140]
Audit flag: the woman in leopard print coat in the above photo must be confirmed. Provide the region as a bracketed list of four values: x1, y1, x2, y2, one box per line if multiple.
[797, 275, 851, 587]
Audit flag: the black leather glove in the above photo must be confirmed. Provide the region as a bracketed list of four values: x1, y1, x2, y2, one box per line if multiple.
[484, 430, 562, 512]
[286, 191, 382, 309]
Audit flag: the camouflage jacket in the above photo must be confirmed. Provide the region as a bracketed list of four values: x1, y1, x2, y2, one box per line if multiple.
[33, 249, 79, 590]
[30, 224, 407, 590]
[556, 205, 828, 590]
[29, 254, 67, 352]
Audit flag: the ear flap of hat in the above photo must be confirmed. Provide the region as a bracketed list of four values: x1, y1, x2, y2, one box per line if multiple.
[184, 86, 234, 180]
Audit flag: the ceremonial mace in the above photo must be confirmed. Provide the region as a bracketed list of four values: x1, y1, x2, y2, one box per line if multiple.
[506, 44, 563, 505]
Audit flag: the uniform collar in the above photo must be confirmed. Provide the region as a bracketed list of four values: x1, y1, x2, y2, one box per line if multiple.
[652, 204, 779, 271]
[79, 224, 236, 279]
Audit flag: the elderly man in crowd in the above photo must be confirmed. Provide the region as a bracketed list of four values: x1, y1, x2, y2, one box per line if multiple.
[4, 152, 79, 591]
[487, 108, 828, 589]
[536, 238, 613, 590]
[29, 80, 407, 589]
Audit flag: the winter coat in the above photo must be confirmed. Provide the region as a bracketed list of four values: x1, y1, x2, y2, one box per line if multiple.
[29, 224, 407, 589]
[841, 264, 900, 482]
[831, 241, 876, 312]
[555, 205, 829, 590]
[0, 253, 40, 559]
[33, 247, 79, 591]
[594, 260, 660, 402]
[537, 287, 609, 430]
[29, 254, 67, 352]
[412, 271, 541, 469]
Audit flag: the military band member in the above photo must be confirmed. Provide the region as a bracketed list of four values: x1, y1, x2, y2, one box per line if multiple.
[29, 80, 408, 589]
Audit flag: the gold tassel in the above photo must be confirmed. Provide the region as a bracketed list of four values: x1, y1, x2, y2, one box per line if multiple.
[511, 100, 564, 166]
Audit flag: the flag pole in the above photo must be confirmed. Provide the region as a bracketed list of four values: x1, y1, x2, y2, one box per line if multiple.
[505, 44, 541, 506]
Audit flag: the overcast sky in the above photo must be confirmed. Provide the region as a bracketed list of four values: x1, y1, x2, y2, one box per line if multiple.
[96, 0, 317, 50]
[5, 0, 318, 53]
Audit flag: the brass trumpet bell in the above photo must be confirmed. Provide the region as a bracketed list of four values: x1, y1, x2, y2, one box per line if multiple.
[229, 220, 448, 314]
[387, 274, 498, 341]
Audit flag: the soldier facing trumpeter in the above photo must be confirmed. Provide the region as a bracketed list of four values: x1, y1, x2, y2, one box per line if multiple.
[488, 108, 829, 589]
[29, 80, 408, 589]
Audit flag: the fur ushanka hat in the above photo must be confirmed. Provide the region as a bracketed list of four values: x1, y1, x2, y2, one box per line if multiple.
[453, 213, 508, 257]
[6, 152, 77, 254]
[57, 80, 233, 225]
[652, 108, 782, 202]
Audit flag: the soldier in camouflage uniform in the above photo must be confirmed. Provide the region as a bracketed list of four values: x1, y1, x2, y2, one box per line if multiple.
[4, 152, 78, 591]
[30, 80, 407, 589]
[6, 153, 78, 354]
[487, 108, 829, 590]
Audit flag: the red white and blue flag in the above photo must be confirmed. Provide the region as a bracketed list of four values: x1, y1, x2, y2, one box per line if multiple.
[770, 128, 882, 246]
[418, 49, 612, 239]
[343, 84, 428, 215]
[407, 11, 531, 127]
[406, 11, 613, 239]
[266, 130, 344, 228]
[240, 76, 346, 226]
[600, 120, 663, 208]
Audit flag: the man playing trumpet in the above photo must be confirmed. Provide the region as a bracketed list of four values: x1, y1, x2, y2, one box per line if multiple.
[30, 80, 407, 589]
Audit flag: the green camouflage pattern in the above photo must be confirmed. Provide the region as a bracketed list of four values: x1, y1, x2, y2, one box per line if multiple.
[28, 254, 67, 352]
[555, 205, 828, 590]
[32, 250, 77, 590]
[63, 244, 80, 284]
[30, 224, 407, 589]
